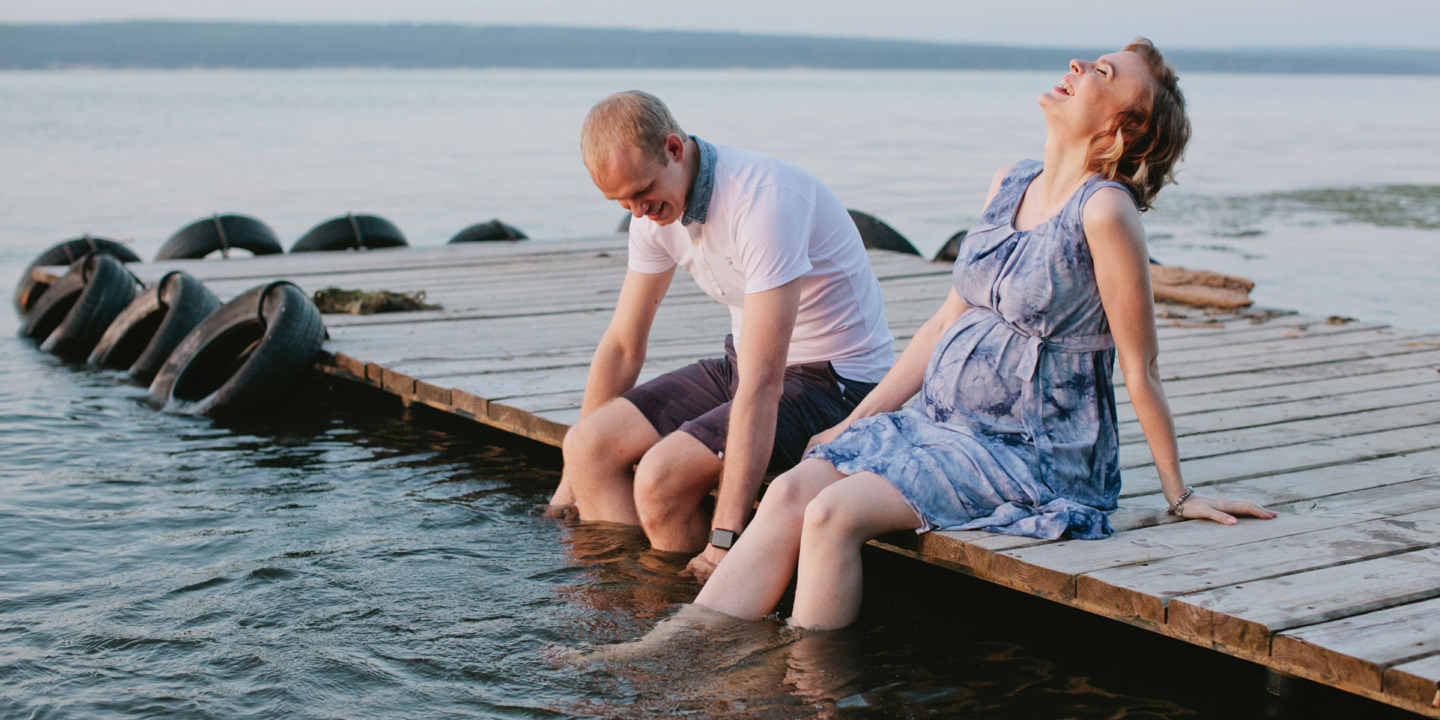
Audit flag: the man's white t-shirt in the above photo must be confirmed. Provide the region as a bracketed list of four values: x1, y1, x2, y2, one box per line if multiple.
[627, 141, 895, 383]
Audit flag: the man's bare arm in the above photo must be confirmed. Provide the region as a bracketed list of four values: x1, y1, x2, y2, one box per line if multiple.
[549, 267, 673, 508]
[710, 279, 801, 541]
[578, 267, 675, 418]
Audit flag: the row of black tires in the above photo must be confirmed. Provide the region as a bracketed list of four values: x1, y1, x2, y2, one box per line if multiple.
[17, 250, 326, 417]
[31, 213, 529, 267]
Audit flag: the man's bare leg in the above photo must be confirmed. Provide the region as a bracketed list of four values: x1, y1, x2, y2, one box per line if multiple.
[633, 431, 724, 553]
[555, 398, 662, 525]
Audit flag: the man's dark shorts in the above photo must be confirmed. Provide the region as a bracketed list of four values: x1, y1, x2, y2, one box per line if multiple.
[621, 335, 878, 472]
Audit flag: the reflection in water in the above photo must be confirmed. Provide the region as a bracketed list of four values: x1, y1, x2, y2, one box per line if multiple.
[546, 518, 1212, 719]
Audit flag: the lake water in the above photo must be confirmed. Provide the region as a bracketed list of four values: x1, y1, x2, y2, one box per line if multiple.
[1, 68, 1436, 719]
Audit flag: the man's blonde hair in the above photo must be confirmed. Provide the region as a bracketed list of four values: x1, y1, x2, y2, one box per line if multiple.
[581, 90, 685, 169]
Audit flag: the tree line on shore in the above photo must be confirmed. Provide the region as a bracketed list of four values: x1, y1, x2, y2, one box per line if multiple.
[2, 22, 1436, 75]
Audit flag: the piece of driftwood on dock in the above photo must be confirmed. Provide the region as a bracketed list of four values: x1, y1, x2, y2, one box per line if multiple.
[37, 236, 1440, 716]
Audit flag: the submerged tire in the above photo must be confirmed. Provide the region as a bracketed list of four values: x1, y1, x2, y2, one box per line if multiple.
[934, 229, 968, 263]
[89, 271, 223, 382]
[448, 219, 528, 243]
[149, 281, 326, 416]
[848, 210, 919, 256]
[20, 254, 140, 361]
[13, 236, 139, 313]
[291, 214, 407, 253]
[155, 214, 284, 261]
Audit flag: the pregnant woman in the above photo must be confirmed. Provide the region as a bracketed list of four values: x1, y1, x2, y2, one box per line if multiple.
[684, 38, 1277, 632]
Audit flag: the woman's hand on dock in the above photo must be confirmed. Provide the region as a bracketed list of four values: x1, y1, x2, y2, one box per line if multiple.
[1179, 494, 1278, 525]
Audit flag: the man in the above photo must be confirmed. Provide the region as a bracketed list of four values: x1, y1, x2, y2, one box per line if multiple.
[549, 90, 894, 580]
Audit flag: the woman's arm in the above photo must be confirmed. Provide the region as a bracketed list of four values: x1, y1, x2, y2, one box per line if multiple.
[1085, 187, 1275, 524]
[807, 166, 1014, 450]
[805, 288, 969, 449]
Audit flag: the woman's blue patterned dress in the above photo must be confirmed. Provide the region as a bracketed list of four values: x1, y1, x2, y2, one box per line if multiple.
[808, 160, 1127, 540]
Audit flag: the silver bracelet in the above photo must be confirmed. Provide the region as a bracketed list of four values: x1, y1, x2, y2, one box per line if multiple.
[1167, 486, 1194, 516]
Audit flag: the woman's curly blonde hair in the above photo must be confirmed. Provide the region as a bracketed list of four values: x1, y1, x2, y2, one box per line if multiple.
[1086, 38, 1191, 212]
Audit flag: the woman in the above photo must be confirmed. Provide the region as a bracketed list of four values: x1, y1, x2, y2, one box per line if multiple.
[690, 38, 1277, 631]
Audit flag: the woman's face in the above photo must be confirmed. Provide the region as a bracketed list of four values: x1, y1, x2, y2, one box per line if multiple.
[1039, 50, 1152, 137]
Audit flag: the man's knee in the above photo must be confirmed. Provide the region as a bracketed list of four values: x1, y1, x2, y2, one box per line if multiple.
[633, 434, 719, 513]
[563, 399, 654, 468]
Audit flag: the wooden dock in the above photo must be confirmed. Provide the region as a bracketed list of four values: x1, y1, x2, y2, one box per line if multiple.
[52, 236, 1440, 716]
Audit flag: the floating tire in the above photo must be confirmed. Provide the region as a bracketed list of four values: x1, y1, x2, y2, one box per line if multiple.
[13, 236, 139, 313]
[448, 219, 528, 243]
[149, 281, 326, 416]
[89, 271, 223, 382]
[848, 210, 919, 256]
[20, 254, 141, 361]
[155, 214, 284, 261]
[291, 214, 407, 253]
[934, 229, 968, 263]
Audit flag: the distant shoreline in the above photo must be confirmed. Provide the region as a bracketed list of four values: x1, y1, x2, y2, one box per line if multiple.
[3, 22, 1438, 75]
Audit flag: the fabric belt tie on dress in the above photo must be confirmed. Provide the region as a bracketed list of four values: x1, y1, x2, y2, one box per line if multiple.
[973, 306, 1114, 489]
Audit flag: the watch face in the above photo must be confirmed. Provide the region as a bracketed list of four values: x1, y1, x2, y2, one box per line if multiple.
[709, 529, 738, 550]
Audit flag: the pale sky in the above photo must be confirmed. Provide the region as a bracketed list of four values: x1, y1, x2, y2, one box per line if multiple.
[1, 0, 1435, 50]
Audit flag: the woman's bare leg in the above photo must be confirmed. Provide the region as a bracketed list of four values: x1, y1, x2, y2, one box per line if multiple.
[790, 472, 922, 630]
[693, 458, 845, 620]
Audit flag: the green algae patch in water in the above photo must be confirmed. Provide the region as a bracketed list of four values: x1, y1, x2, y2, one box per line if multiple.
[1258, 184, 1440, 230]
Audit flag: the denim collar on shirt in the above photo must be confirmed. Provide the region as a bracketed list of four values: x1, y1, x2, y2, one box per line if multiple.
[681, 136, 717, 226]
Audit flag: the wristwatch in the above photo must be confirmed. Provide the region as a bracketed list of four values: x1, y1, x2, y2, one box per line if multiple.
[708, 528, 740, 550]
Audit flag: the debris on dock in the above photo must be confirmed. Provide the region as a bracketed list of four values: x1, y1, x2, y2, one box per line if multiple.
[1150, 264, 1255, 309]
[313, 287, 440, 315]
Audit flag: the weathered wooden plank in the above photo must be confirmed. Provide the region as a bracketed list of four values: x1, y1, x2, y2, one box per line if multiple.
[1118, 383, 1440, 444]
[1271, 597, 1440, 693]
[1151, 319, 1387, 353]
[1158, 326, 1415, 364]
[990, 480, 1440, 600]
[1120, 400, 1440, 468]
[414, 379, 452, 408]
[373, 340, 722, 380]
[1166, 546, 1440, 656]
[1119, 366, 1440, 419]
[1118, 423, 1440, 498]
[536, 406, 582, 429]
[485, 400, 572, 446]
[1123, 347, 1440, 401]
[1384, 654, 1440, 715]
[492, 390, 586, 415]
[1074, 493, 1440, 627]
[1159, 333, 1440, 381]
[126, 235, 630, 278]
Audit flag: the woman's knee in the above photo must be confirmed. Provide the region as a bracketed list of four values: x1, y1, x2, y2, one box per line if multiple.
[801, 488, 863, 541]
[759, 466, 829, 518]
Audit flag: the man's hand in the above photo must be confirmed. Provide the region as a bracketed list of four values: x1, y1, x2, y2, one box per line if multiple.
[541, 502, 579, 521]
[681, 544, 727, 584]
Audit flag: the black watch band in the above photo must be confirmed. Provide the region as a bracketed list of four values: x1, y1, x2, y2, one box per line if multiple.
[708, 528, 740, 550]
